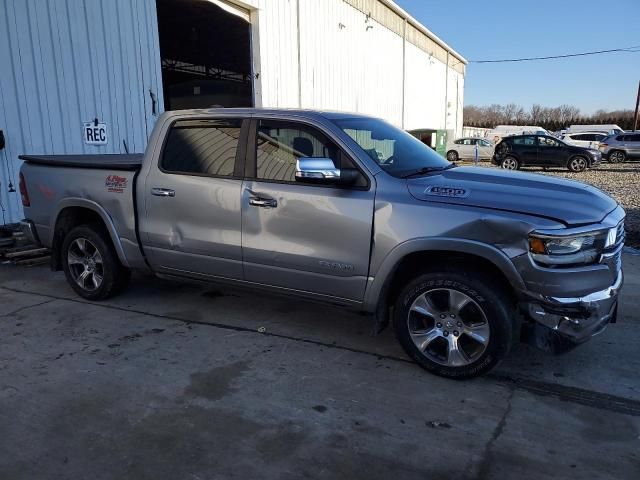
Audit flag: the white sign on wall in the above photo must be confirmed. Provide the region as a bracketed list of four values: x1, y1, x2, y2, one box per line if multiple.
[82, 122, 108, 145]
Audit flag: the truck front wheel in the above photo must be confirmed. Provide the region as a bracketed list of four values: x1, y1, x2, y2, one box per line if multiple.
[61, 224, 130, 300]
[393, 270, 513, 379]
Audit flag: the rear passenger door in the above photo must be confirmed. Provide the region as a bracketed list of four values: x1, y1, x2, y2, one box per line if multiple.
[241, 118, 375, 301]
[512, 136, 537, 165]
[141, 117, 247, 280]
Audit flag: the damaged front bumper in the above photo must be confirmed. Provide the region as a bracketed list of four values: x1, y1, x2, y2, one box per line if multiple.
[520, 273, 622, 353]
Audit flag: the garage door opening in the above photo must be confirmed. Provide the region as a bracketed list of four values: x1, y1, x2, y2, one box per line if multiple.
[156, 0, 253, 110]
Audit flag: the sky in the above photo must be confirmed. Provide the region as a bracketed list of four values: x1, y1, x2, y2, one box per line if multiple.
[395, 0, 640, 115]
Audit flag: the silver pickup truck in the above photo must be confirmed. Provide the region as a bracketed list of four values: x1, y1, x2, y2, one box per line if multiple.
[19, 109, 625, 378]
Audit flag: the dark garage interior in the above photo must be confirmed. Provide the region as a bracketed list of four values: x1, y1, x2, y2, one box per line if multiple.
[156, 0, 254, 110]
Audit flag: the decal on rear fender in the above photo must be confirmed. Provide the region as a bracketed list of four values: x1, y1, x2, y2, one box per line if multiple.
[106, 174, 127, 193]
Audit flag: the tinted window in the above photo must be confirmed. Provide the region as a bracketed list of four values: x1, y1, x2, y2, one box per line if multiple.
[625, 134, 640, 142]
[333, 117, 450, 178]
[594, 134, 606, 141]
[162, 119, 241, 176]
[512, 136, 535, 145]
[256, 120, 344, 183]
[572, 134, 590, 141]
[454, 139, 463, 145]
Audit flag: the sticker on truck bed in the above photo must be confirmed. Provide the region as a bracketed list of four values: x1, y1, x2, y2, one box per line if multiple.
[106, 175, 127, 193]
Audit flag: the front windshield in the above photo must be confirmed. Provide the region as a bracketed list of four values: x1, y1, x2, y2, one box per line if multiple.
[332, 117, 451, 178]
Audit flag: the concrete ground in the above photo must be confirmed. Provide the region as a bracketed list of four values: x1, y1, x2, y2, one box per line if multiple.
[1, 253, 639, 479]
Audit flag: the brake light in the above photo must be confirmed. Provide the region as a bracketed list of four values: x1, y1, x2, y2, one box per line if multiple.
[600, 143, 608, 147]
[19, 172, 30, 206]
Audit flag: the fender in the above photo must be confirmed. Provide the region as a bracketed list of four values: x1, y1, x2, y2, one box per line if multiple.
[51, 198, 130, 267]
[362, 237, 527, 312]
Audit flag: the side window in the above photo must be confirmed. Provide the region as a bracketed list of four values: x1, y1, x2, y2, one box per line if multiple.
[454, 139, 463, 145]
[161, 119, 242, 176]
[256, 120, 364, 186]
[513, 136, 535, 145]
[628, 135, 640, 143]
[537, 136, 559, 147]
[462, 139, 472, 145]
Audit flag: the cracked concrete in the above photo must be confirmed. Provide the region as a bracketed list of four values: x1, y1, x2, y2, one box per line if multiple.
[1, 262, 639, 479]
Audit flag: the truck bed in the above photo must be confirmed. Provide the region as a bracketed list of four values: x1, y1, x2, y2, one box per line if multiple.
[19, 154, 143, 171]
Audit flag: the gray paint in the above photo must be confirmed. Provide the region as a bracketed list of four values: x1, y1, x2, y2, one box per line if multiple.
[20, 108, 625, 350]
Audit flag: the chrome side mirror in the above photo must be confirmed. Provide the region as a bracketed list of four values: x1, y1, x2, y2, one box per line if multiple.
[295, 157, 340, 183]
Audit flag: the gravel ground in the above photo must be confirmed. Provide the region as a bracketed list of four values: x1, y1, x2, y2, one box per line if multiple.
[462, 161, 640, 248]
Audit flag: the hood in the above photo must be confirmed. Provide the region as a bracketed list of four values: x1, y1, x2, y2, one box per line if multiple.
[407, 166, 617, 226]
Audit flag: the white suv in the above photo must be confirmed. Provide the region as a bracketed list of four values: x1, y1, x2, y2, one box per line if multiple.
[561, 132, 608, 149]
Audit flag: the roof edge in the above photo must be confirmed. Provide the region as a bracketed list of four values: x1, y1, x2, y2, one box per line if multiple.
[378, 0, 467, 65]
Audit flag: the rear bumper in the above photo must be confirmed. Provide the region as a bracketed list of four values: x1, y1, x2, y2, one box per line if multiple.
[521, 272, 622, 352]
[19, 219, 40, 245]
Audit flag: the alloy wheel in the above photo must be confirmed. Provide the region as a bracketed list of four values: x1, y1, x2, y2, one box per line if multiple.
[67, 238, 104, 291]
[610, 151, 625, 163]
[570, 157, 587, 172]
[501, 157, 517, 170]
[407, 288, 490, 367]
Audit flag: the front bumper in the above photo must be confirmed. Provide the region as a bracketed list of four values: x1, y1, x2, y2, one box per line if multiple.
[521, 272, 622, 352]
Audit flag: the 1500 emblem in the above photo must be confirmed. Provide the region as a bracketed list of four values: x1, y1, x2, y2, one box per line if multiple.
[424, 186, 469, 198]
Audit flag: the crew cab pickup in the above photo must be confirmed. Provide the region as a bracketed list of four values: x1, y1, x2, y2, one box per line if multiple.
[19, 109, 625, 379]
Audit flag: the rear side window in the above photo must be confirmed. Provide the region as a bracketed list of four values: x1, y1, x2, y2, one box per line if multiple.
[161, 119, 242, 176]
[625, 134, 640, 142]
[512, 136, 535, 145]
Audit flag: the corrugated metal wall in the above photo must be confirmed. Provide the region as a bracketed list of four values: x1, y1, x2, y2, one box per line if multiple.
[0, 0, 163, 224]
[257, 0, 465, 134]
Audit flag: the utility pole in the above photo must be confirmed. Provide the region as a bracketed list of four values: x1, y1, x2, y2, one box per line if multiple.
[634, 80, 640, 131]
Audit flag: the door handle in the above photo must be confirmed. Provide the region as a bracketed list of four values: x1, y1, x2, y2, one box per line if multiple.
[151, 187, 175, 197]
[249, 197, 277, 208]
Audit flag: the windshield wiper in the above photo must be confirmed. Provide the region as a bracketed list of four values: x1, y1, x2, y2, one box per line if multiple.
[401, 163, 456, 179]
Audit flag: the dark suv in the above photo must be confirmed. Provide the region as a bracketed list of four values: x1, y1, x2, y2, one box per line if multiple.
[492, 134, 601, 172]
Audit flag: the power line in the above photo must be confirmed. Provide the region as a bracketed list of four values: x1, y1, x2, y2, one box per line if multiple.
[468, 46, 640, 64]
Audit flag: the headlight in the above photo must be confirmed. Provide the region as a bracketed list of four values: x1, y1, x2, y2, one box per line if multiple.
[528, 231, 605, 266]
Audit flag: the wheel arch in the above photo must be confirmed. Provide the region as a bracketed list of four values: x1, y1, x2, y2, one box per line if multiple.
[364, 238, 525, 332]
[50, 199, 129, 270]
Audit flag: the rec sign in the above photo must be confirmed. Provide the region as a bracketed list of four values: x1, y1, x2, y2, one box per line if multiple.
[83, 122, 108, 145]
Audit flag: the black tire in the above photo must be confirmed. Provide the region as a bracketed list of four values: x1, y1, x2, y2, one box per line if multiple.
[609, 150, 626, 163]
[500, 156, 519, 170]
[61, 224, 130, 300]
[446, 150, 459, 162]
[393, 270, 514, 379]
[568, 156, 587, 172]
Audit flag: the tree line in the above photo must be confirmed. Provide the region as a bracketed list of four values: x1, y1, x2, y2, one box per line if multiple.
[464, 104, 637, 131]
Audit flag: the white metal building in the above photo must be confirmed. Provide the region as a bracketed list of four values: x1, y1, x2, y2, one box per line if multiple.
[0, 0, 466, 224]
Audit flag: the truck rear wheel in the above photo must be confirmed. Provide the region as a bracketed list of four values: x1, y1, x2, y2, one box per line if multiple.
[61, 224, 130, 300]
[393, 270, 513, 379]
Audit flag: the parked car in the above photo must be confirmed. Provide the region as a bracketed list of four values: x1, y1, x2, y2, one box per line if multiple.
[492, 134, 602, 172]
[445, 137, 494, 162]
[19, 109, 624, 379]
[598, 132, 640, 163]
[561, 131, 609, 149]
